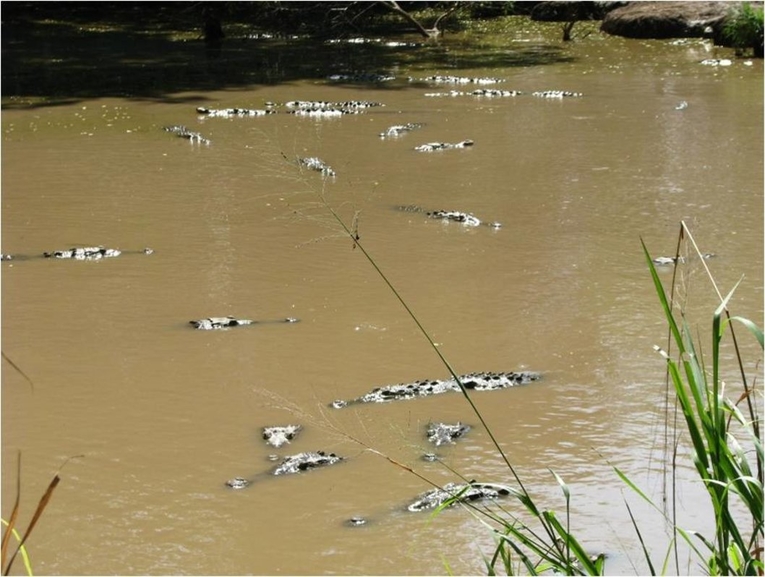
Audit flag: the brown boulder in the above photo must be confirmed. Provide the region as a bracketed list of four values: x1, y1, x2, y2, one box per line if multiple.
[600, 1, 738, 39]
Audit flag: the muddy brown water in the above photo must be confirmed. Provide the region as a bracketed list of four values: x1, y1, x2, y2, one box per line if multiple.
[2, 25, 763, 576]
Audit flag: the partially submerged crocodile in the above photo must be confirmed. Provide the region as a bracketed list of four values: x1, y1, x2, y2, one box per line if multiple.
[2, 246, 154, 262]
[331, 371, 540, 408]
[197, 106, 276, 117]
[652, 253, 715, 265]
[425, 89, 522, 98]
[379, 123, 424, 138]
[190, 316, 299, 330]
[532, 90, 583, 98]
[407, 481, 512, 512]
[396, 205, 502, 229]
[410, 75, 505, 85]
[163, 125, 210, 145]
[427, 422, 471, 446]
[298, 156, 336, 177]
[414, 140, 474, 152]
[263, 425, 302, 448]
[226, 450, 344, 489]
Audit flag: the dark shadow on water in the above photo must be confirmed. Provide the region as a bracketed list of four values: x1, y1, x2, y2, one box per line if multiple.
[2, 3, 576, 109]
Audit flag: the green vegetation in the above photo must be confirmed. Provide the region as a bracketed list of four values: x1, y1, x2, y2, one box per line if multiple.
[724, 3, 764, 57]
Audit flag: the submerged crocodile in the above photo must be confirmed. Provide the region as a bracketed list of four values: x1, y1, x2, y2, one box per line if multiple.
[407, 481, 512, 512]
[396, 205, 502, 229]
[190, 316, 299, 330]
[331, 371, 540, 408]
[226, 450, 344, 489]
[163, 125, 210, 145]
[414, 140, 474, 152]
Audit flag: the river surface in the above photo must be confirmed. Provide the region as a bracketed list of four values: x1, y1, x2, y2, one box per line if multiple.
[2, 18, 763, 576]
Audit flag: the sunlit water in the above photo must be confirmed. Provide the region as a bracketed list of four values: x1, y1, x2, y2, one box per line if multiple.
[2, 21, 763, 576]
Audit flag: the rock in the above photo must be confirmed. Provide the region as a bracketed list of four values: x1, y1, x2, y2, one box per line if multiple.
[601, 2, 738, 40]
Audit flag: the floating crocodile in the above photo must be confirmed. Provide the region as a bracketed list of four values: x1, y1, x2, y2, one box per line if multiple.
[190, 316, 299, 330]
[282, 100, 384, 110]
[226, 450, 344, 489]
[407, 481, 512, 512]
[163, 125, 210, 145]
[331, 371, 540, 408]
[379, 123, 424, 138]
[427, 422, 471, 446]
[396, 205, 502, 229]
[414, 140, 474, 152]
[425, 89, 522, 98]
[1, 246, 154, 262]
[652, 253, 715, 266]
[289, 107, 362, 117]
[410, 75, 505, 85]
[196, 107, 276, 117]
[263, 425, 302, 448]
[298, 156, 336, 177]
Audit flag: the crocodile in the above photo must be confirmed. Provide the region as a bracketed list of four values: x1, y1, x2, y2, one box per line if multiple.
[424, 89, 522, 98]
[163, 125, 210, 145]
[263, 425, 302, 448]
[196, 107, 276, 117]
[396, 205, 502, 229]
[652, 253, 715, 266]
[2, 247, 154, 262]
[414, 140, 474, 152]
[410, 75, 505, 85]
[532, 90, 583, 98]
[326, 72, 397, 82]
[190, 316, 299, 330]
[427, 422, 471, 446]
[407, 481, 512, 512]
[331, 371, 540, 408]
[225, 450, 344, 489]
[379, 123, 424, 138]
[298, 156, 336, 177]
